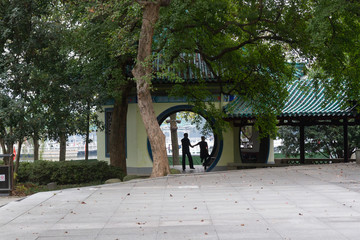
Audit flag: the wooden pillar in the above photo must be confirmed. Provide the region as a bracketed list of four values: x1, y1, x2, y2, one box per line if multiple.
[300, 125, 305, 164]
[344, 118, 349, 162]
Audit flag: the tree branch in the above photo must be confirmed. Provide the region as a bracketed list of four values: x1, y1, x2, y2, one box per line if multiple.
[134, 0, 170, 6]
[223, 69, 255, 95]
[160, 0, 171, 6]
[197, 34, 295, 61]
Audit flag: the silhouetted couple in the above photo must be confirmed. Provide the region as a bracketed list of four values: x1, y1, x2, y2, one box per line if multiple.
[181, 133, 208, 171]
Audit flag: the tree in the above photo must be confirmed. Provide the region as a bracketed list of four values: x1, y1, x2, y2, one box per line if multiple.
[56, 0, 324, 176]
[62, 0, 140, 172]
[277, 1, 360, 160]
[168, 113, 180, 165]
[0, 94, 25, 166]
[2, 1, 354, 174]
[0, 0, 103, 162]
[35, 20, 85, 161]
[155, 0, 313, 138]
[278, 125, 360, 159]
[131, 0, 318, 176]
[307, 0, 360, 107]
[0, 0, 58, 164]
[132, 0, 171, 177]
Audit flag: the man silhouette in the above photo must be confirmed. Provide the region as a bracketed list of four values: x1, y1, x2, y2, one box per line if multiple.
[181, 133, 195, 171]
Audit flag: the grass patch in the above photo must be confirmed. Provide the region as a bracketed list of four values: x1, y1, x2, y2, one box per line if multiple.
[170, 168, 181, 174]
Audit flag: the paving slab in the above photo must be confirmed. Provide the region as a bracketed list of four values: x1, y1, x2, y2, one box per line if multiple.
[0, 195, 24, 207]
[2, 163, 360, 239]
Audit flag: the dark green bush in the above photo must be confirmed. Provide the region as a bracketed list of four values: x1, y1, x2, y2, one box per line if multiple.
[17, 160, 125, 185]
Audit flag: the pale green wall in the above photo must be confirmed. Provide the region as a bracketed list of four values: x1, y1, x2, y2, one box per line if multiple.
[268, 139, 275, 164]
[216, 124, 234, 167]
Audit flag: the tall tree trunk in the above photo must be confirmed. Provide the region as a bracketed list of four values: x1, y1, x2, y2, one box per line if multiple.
[0, 140, 5, 154]
[33, 133, 39, 161]
[1, 141, 13, 166]
[14, 141, 22, 175]
[170, 113, 179, 165]
[85, 101, 90, 161]
[1, 128, 14, 165]
[59, 132, 66, 161]
[0, 141, 12, 166]
[0, 139, 7, 164]
[132, 0, 170, 178]
[109, 88, 130, 175]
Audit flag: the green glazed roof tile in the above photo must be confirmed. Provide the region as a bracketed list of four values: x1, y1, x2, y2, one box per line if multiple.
[225, 79, 355, 119]
[152, 54, 218, 84]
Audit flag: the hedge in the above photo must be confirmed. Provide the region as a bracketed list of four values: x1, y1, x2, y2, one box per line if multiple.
[17, 160, 125, 185]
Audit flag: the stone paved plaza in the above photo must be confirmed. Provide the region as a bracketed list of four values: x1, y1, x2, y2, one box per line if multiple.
[1, 163, 360, 239]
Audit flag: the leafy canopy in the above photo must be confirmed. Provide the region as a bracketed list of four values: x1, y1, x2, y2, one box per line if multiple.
[154, 0, 312, 137]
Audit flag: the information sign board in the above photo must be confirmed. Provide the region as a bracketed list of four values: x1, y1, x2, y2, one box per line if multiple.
[0, 166, 11, 190]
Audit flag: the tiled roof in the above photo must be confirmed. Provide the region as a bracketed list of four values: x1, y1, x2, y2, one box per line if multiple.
[151, 56, 306, 86]
[225, 97, 254, 118]
[225, 79, 355, 119]
[152, 54, 218, 84]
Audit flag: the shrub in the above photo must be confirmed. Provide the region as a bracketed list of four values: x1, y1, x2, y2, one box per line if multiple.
[17, 160, 125, 185]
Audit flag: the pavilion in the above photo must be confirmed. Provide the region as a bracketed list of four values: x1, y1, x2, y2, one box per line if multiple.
[97, 57, 359, 173]
[224, 78, 359, 164]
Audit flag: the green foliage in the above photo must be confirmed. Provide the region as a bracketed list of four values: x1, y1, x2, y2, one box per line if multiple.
[0, 0, 106, 156]
[1, 0, 359, 171]
[0, 0, 59, 144]
[0, 94, 26, 145]
[63, 0, 140, 102]
[156, 0, 312, 136]
[170, 168, 181, 174]
[17, 160, 125, 185]
[307, 0, 360, 106]
[278, 125, 360, 158]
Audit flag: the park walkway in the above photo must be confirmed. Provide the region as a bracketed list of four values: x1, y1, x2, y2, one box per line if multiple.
[1, 163, 360, 239]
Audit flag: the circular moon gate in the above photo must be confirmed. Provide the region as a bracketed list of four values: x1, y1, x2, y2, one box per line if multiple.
[147, 105, 223, 172]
